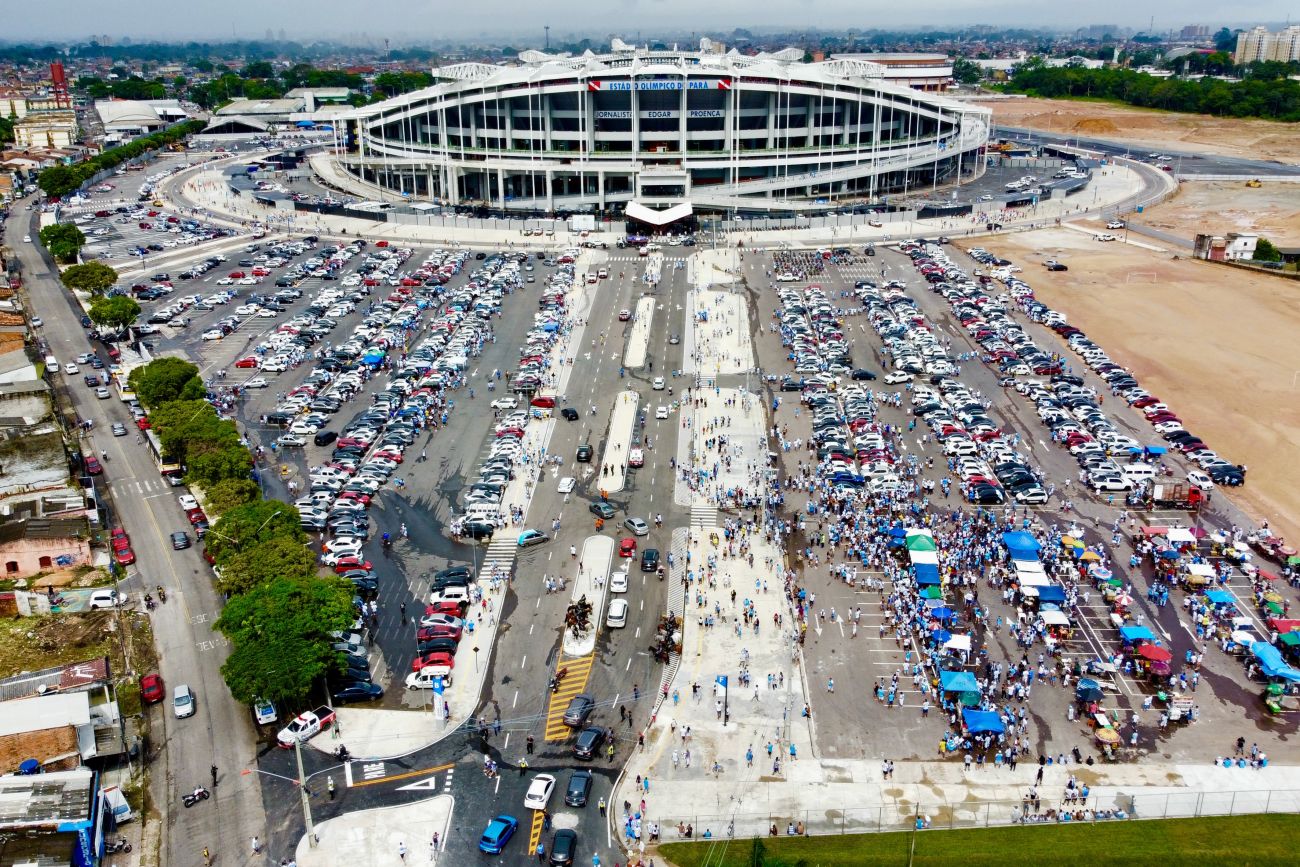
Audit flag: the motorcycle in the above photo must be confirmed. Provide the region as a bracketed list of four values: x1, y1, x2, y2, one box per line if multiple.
[182, 786, 210, 808]
[333, 745, 351, 762]
[144, 594, 155, 611]
[157, 585, 167, 603]
[105, 837, 132, 854]
[549, 666, 570, 693]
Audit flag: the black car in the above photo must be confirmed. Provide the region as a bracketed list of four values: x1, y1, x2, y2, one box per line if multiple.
[563, 693, 596, 727]
[549, 829, 577, 866]
[850, 369, 877, 381]
[417, 637, 459, 656]
[779, 379, 803, 392]
[170, 531, 191, 550]
[573, 726, 605, 760]
[461, 521, 496, 540]
[564, 769, 593, 807]
[575, 444, 594, 463]
[560, 407, 579, 421]
[313, 430, 338, 447]
[330, 681, 384, 704]
[640, 548, 660, 573]
[589, 501, 616, 520]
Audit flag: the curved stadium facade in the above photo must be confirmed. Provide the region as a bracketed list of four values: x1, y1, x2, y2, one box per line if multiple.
[336, 44, 991, 216]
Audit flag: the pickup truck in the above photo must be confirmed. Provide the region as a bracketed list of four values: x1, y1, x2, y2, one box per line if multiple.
[276, 706, 336, 748]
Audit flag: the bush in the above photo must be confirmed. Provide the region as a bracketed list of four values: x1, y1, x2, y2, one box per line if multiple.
[37, 119, 205, 198]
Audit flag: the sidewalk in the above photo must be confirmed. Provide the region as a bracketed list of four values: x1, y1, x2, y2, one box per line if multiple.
[563, 535, 616, 657]
[599, 390, 640, 494]
[683, 288, 754, 378]
[294, 795, 453, 867]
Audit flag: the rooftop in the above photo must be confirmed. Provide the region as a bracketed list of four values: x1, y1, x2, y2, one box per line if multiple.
[0, 768, 95, 828]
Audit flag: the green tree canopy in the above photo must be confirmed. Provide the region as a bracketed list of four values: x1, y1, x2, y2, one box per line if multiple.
[186, 443, 255, 488]
[128, 357, 202, 407]
[204, 477, 264, 516]
[216, 535, 318, 596]
[953, 57, 982, 85]
[60, 261, 118, 295]
[37, 164, 81, 198]
[206, 499, 304, 566]
[215, 574, 355, 705]
[1253, 237, 1282, 262]
[87, 295, 140, 330]
[39, 222, 86, 249]
[148, 399, 238, 464]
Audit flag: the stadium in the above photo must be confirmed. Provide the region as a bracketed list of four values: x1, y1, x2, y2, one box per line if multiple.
[333, 42, 991, 222]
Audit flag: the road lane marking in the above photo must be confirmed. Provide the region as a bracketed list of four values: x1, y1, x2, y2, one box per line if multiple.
[348, 761, 454, 789]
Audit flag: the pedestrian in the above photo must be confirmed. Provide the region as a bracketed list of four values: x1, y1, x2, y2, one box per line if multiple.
[400, 602, 407, 624]
[397, 841, 407, 862]
[251, 836, 262, 856]
[526, 734, 535, 754]
[327, 777, 336, 800]
[598, 797, 607, 816]
[211, 764, 218, 787]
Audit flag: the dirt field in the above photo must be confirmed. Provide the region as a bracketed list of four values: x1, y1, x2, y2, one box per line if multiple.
[958, 228, 1300, 543]
[979, 97, 1300, 166]
[1138, 181, 1300, 247]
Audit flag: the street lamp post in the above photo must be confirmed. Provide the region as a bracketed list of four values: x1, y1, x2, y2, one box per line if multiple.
[241, 751, 317, 848]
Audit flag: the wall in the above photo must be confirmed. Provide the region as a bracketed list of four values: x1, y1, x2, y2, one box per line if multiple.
[0, 726, 80, 774]
[0, 534, 91, 578]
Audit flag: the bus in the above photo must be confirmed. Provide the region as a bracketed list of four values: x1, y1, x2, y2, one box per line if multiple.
[144, 429, 185, 484]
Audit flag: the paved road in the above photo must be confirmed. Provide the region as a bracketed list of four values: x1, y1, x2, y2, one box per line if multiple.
[5, 203, 266, 867]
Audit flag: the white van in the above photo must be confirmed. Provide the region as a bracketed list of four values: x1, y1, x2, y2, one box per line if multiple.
[406, 667, 454, 689]
[1123, 464, 1157, 483]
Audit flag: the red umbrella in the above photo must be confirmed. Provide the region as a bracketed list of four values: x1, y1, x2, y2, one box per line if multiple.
[1137, 644, 1173, 662]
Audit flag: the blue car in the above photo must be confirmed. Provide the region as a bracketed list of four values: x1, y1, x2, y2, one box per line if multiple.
[517, 530, 548, 548]
[479, 814, 518, 854]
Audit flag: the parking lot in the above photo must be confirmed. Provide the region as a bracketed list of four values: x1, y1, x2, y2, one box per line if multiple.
[741, 239, 1300, 766]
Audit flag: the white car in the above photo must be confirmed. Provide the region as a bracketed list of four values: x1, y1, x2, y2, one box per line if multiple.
[88, 589, 121, 609]
[523, 774, 556, 810]
[64, 362, 79, 374]
[606, 598, 629, 628]
[178, 494, 199, 511]
[244, 377, 269, 389]
[652, 377, 665, 390]
[655, 406, 669, 419]
[216, 277, 234, 285]
[490, 397, 518, 410]
[322, 538, 364, 559]
[610, 571, 629, 593]
[1106, 221, 1125, 230]
[173, 684, 196, 719]
[1188, 471, 1215, 490]
[201, 329, 224, 340]
[557, 476, 576, 494]
[883, 371, 912, 385]
[22, 235, 31, 243]
[1095, 234, 1117, 242]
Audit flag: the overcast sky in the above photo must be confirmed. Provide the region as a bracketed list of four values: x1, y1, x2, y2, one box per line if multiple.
[4, 1, 1288, 43]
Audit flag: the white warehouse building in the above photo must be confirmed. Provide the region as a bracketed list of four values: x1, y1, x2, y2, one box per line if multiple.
[331, 42, 991, 218]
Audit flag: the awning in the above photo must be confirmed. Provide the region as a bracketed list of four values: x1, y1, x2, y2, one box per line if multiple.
[1036, 585, 1067, 603]
[1137, 644, 1173, 662]
[1252, 642, 1300, 682]
[940, 670, 979, 693]
[1119, 624, 1155, 642]
[914, 564, 941, 585]
[1018, 571, 1050, 587]
[1167, 528, 1197, 544]
[1204, 589, 1235, 606]
[1041, 610, 1071, 626]
[944, 634, 972, 652]
[624, 200, 693, 226]
[1003, 531, 1041, 560]
[1186, 563, 1215, 577]
[962, 708, 1005, 734]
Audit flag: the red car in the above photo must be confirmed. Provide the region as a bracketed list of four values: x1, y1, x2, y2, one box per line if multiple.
[372, 448, 403, 463]
[110, 528, 131, 550]
[234, 356, 260, 369]
[417, 623, 463, 642]
[619, 537, 637, 558]
[411, 651, 455, 672]
[332, 557, 374, 573]
[85, 456, 103, 475]
[186, 508, 208, 526]
[228, 271, 246, 279]
[140, 673, 165, 704]
[427, 599, 468, 617]
[114, 546, 136, 566]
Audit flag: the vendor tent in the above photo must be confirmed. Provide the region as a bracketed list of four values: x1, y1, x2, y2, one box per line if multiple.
[939, 670, 979, 693]
[1251, 642, 1300, 682]
[944, 634, 972, 652]
[1003, 531, 1041, 560]
[914, 564, 941, 585]
[1204, 589, 1235, 606]
[962, 709, 1005, 734]
[1167, 528, 1197, 544]
[1186, 563, 1215, 578]
[905, 532, 937, 552]
[1137, 644, 1173, 662]
[1041, 610, 1071, 626]
[1036, 585, 1067, 604]
[1119, 625, 1155, 642]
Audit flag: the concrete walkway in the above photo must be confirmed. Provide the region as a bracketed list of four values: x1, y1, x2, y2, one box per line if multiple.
[684, 288, 754, 378]
[563, 535, 617, 657]
[623, 297, 657, 369]
[295, 795, 453, 867]
[599, 390, 640, 494]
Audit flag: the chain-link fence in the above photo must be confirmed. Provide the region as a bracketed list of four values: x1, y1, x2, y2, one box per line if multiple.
[645, 788, 1300, 843]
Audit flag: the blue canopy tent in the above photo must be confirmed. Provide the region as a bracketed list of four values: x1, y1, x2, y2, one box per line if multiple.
[889, 527, 908, 538]
[1119, 625, 1155, 642]
[1251, 643, 1300, 682]
[1205, 589, 1235, 606]
[962, 709, 1006, 734]
[1002, 531, 1041, 561]
[295, 120, 316, 127]
[930, 607, 956, 621]
[939, 670, 979, 693]
[914, 563, 941, 585]
[1036, 585, 1067, 604]
[1144, 445, 1168, 456]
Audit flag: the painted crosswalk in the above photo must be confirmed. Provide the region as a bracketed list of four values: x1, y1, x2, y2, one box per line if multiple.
[543, 651, 595, 742]
[478, 537, 518, 581]
[528, 809, 546, 854]
[688, 505, 718, 528]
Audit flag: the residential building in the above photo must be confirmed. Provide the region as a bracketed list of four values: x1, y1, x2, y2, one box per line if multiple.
[0, 517, 92, 577]
[1235, 26, 1300, 63]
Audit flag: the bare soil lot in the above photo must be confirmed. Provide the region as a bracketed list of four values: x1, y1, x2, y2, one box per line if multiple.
[960, 228, 1300, 542]
[1138, 181, 1300, 247]
[980, 97, 1300, 167]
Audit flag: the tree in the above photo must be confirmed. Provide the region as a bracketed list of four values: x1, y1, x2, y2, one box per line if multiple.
[128, 357, 201, 407]
[216, 536, 318, 596]
[206, 500, 304, 566]
[37, 164, 82, 198]
[240, 60, 275, 79]
[39, 223, 86, 263]
[186, 443, 255, 488]
[1253, 238, 1282, 262]
[88, 295, 140, 330]
[204, 477, 263, 516]
[60, 261, 118, 295]
[953, 57, 982, 85]
[215, 574, 355, 705]
[1214, 27, 1237, 53]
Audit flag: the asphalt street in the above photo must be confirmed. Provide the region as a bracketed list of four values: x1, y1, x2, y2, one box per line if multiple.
[6, 202, 268, 867]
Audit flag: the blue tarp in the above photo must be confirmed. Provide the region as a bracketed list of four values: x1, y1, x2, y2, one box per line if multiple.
[1003, 531, 1041, 560]
[889, 527, 908, 538]
[1036, 585, 1067, 603]
[939, 670, 979, 693]
[1145, 445, 1168, 455]
[1205, 589, 1235, 606]
[962, 708, 1006, 734]
[914, 563, 941, 585]
[1252, 643, 1300, 682]
[1119, 625, 1155, 642]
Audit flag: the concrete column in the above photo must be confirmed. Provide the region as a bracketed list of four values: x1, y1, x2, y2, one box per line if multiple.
[598, 170, 605, 210]
[496, 168, 505, 210]
[546, 170, 554, 213]
[766, 90, 776, 150]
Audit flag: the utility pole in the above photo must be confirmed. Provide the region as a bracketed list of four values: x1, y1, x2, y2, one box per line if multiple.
[545, 26, 550, 52]
[294, 738, 317, 848]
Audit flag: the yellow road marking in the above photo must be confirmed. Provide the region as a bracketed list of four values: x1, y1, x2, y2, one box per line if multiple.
[348, 761, 454, 789]
[528, 809, 546, 853]
[543, 652, 595, 741]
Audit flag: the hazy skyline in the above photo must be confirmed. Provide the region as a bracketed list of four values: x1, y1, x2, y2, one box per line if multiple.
[5, 0, 1291, 43]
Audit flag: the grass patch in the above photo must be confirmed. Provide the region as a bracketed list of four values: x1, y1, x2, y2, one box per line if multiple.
[659, 815, 1300, 867]
[0, 612, 117, 676]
